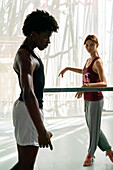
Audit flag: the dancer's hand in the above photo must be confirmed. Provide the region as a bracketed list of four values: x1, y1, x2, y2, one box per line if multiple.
[58, 68, 67, 78]
[75, 92, 83, 99]
[38, 130, 53, 150]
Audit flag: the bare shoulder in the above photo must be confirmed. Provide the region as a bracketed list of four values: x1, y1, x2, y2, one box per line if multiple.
[13, 48, 39, 73]
[13, 48, 30, 72]
[93, 58, 103, 73]
[95, 58, 103, 67]
[17, 48, 32, 63]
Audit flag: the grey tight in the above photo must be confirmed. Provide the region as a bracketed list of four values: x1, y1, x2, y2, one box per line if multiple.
[85, 99, 111, 155]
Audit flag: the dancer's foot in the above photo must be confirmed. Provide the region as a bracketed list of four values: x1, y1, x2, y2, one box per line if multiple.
[83, 153, 94, 166]
[106, 150, 113, 163]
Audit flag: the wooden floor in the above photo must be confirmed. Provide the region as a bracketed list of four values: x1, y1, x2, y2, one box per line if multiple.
[0, 114, 113, 170]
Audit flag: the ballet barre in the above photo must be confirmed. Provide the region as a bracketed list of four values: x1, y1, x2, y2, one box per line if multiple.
[44, 87, 113, 93]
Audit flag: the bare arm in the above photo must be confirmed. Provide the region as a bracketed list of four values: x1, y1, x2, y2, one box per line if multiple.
[86, 59, 107, 87]
[58, 67, 83, 77]
[16, 50, 53, 149]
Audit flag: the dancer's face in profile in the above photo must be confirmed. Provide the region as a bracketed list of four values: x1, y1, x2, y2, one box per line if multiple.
[85, 40, 98, 55]
[32, 31, 52, 50]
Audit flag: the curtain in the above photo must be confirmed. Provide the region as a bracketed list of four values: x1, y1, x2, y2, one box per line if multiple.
[0, 0, 113, 118]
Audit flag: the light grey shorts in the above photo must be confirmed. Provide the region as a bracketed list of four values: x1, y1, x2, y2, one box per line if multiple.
[13, 99, 44, 147]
